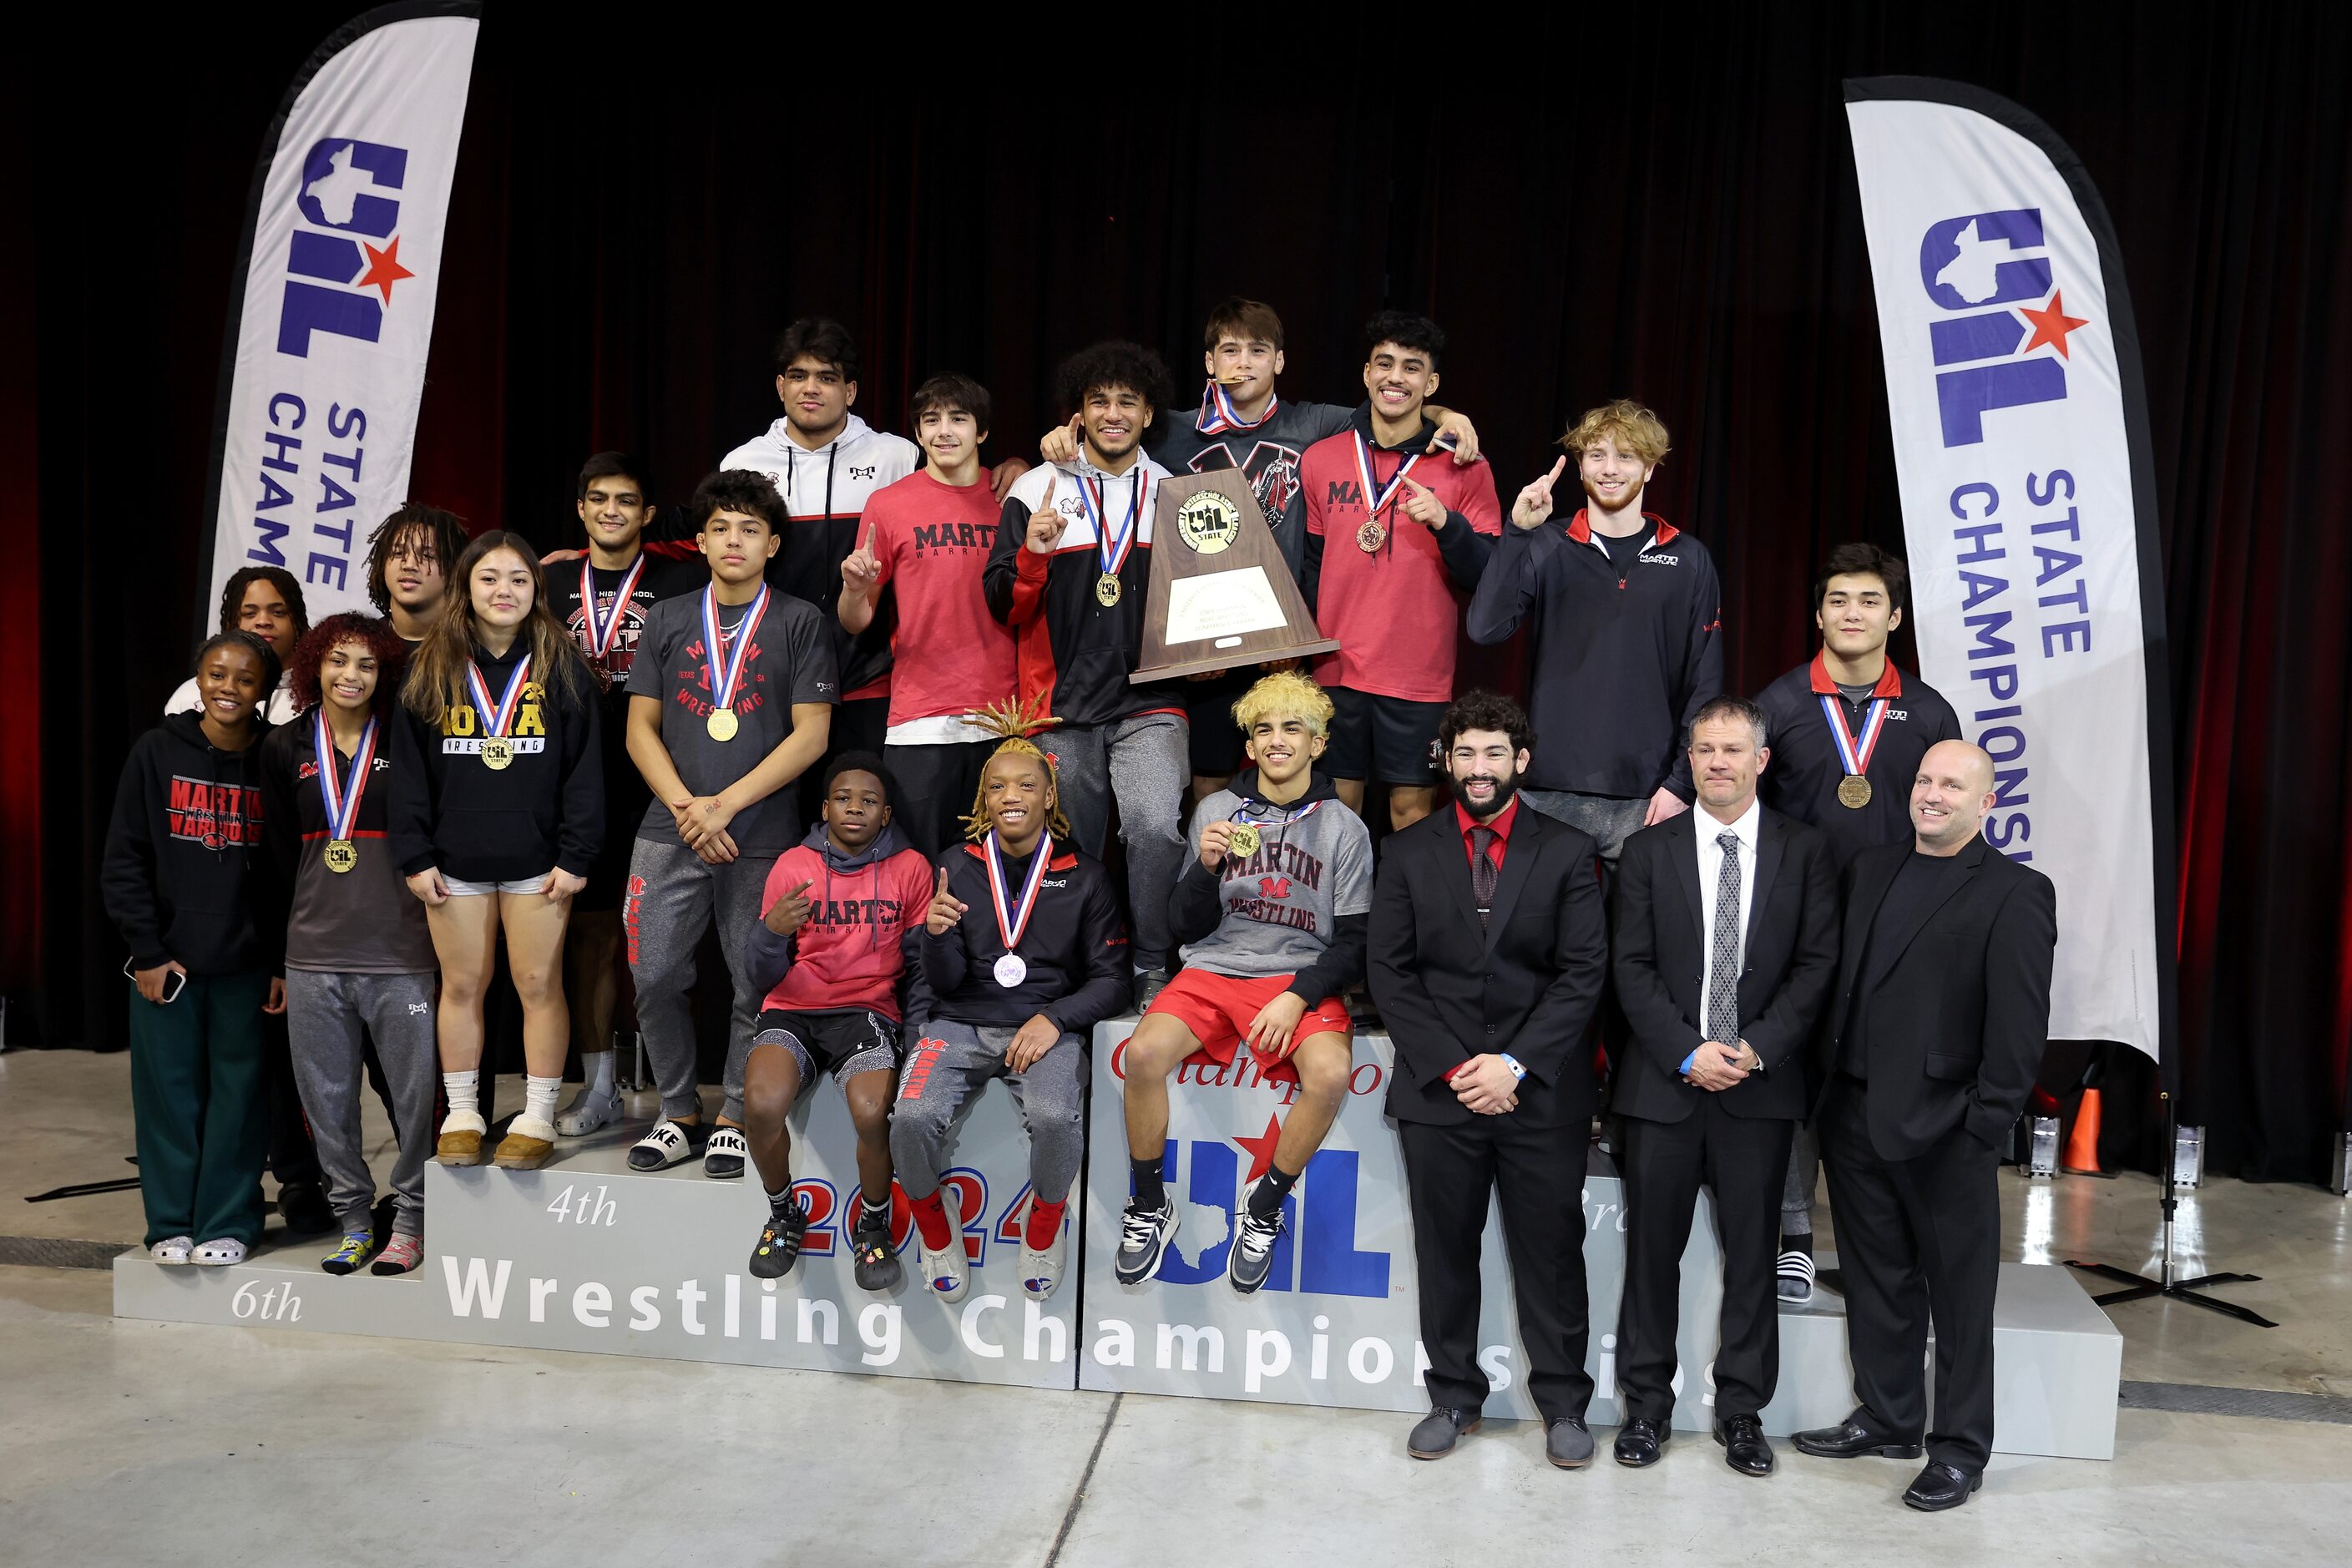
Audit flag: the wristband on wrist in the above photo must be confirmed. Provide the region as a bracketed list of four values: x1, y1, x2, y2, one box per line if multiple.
[1499, 1052, 1526, 1081]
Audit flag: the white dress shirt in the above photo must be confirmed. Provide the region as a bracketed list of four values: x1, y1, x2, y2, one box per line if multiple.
[1694, 796, 1762, 1034]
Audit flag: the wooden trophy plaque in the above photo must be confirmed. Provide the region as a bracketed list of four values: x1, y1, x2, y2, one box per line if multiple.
[1130, 471, 1338, 683]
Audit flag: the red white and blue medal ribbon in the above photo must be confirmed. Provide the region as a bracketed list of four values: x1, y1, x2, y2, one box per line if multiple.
[579, 554, 645, 664]
[312, 709, 377, 852]
[1079, 469, 1145, 581]
[466, 655, 533, 738]
[1352, 432, 1424, 521]
[1818, 692, 1889, 778]
[1196, 380, 1277, 436]
[701, 584, 769, 715]
[984, 830, 1053, 987]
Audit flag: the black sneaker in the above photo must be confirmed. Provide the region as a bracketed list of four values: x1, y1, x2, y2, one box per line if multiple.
[1114, 1197, 1179, 1284]
[1227, 1178, 1284, 1294]
[1133, 967, 1171, 1012]
[850, 1202, 903, 1292]
[749, 1196, 810, 1280]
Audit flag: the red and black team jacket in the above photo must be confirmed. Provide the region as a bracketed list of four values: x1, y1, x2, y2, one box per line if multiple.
[920, 834, 1131, 1033]
[984, 458, 1186, 728]
[1755, 653, 1963, 868]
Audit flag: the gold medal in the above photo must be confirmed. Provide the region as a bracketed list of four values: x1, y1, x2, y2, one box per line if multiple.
[1357, 518, 1387, 552]
[481, 738, 513, 771]
[1837, 774, 1873, 809]
[707, 707, 740, 742]
[322, 838, 358, 874]
[1095, 572, 1122, 608]
[1227, 822, 1260, 858]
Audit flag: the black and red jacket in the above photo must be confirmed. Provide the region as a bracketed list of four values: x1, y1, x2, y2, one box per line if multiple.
[984, 457, 1186, 727]
[1755, 652, 1962, 868]
[1467, 508, 1723, 799]
[920, 832, 1130, 1033]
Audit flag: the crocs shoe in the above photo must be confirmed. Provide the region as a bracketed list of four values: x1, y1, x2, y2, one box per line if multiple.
[149, 1236, 193, 1266]
[372, 1232, 425, 1276]
[321, 1230, 376, 1276]
[556, 1085, 624, 1138]
[626, 1118, 707, 1172]
[748, 1196, 811, 1281]
[702, 1125, 748, 1179]
[917, 1185, 969, 1303]
[191, 1238, 248, 1267]
[850, 1201, 903, 1293]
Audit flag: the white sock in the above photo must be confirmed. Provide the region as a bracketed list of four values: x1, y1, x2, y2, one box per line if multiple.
[524, 1075, 562, 1126]
[583, 1050, 615, 1098]
[443, 1070, 479, 1120]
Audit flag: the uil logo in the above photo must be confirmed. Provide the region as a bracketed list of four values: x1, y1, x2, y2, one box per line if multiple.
[279, 138, 416, 358]
[1176, 490, 1242, 556]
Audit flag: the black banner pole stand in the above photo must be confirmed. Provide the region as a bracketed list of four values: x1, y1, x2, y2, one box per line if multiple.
[2064, 1090, 2278, 1328]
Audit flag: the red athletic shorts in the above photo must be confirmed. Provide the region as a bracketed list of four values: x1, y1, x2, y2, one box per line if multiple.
[1144, 969, 1352, 1084]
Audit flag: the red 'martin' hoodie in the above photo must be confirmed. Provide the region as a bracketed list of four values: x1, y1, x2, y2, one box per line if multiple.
[745, 821, 935, 1021]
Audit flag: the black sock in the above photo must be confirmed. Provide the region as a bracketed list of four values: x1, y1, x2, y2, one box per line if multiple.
[1780, 1232, 1813, 1257]
[768, 1184, 797, 1219]
[1249, 1163, 1301, 1219]
[1130, 1156, 1167, 1211]
[857, 1190, 892, 1225]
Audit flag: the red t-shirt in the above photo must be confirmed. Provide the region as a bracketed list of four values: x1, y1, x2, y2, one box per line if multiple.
[862, 469, 1019, 727]
[1302, 433, 1502, 701]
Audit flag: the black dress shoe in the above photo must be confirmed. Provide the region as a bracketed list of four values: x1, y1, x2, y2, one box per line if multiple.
[276, 1181, 336, 1237]
[1612, 1418, 1669, 1467]
[1791, 1416, 1924, 1459]
[1713, 1414, 1775, 1476]
[1902, 1459, 1984, 1511]
[1406, 1405, 1480, 1459]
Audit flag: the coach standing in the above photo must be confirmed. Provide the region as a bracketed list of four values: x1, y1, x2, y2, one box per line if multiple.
[1369, 692, 1610, 1469]
[1609, 696, 1838, 1475]
[1793, 740, 2055, 1511]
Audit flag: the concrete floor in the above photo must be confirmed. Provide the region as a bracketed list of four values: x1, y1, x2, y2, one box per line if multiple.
[4, 1048, 2349, 1567]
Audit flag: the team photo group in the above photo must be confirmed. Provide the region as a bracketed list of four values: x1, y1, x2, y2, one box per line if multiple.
[105, 299, 2054, 1514]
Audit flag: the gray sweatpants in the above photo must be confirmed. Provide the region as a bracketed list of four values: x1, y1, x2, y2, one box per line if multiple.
[890, 1020, 1086, 1206]
[1782, 1121, 1821, 1237]
[1050, 711, 1186, 972]
[282, 969, 438, 1237]
[625, 838, 777, 1124]
[1520, 788, 1651, 862]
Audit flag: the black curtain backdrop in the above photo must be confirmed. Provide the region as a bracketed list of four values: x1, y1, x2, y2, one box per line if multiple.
[11, 3, 2349, 1181]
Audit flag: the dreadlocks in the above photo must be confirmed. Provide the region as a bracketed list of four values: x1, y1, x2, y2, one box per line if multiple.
[962, 695, 1075, 843]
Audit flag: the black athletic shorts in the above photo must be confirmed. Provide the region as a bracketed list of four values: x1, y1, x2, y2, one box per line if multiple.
[1183, 670, 1254, 777]
[752, 1006, 901, 1085]
[1323, 685, 1444, 785]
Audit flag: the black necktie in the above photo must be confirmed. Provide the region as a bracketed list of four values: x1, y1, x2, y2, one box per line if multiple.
[1470, 827, 1499, 929]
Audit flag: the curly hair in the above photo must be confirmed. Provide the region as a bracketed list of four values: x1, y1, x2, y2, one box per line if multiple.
[962, 739, 1075, 844]
[688, 468, 789, 533]
[1363, 311, 1445, 371]
[1560, 398, 1671, 467]
[1055, 340, 1172, 419]
[1231, 670, 1334, 738]
[1438, 690, 1535, 759]
[286, 612, 407, 718]
[215, 564, 310, 642]
[362, 503, 470, 615]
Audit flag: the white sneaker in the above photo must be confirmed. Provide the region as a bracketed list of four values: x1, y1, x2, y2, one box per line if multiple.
[918, 1184, 969, 1303]
[149, 1236, 193, 1266]
[1020, 1210, 1069, 1300]
[191, 1238, 248, 1267]
[556, 1085, 624, 1137]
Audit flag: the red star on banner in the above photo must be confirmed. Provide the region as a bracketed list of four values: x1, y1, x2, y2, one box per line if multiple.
[357, 235, 414, 306]
[1232, 1112, 1285, 1185]
[2017, 290, 2090, 358]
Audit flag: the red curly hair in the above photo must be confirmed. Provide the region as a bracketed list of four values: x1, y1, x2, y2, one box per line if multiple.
[287, 612, 409, 718]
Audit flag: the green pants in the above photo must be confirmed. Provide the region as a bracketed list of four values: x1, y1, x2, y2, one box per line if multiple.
[128, 970, 272, 1247]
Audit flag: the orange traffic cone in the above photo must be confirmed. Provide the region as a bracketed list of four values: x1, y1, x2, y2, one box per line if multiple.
[2062, 1087, 2104, 1174]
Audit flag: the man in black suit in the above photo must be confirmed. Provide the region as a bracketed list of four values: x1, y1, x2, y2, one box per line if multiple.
[1610, 696, 1839, 1476]
[1368, 690, 1610, 1469]
[1793, 740, 2056, 1512]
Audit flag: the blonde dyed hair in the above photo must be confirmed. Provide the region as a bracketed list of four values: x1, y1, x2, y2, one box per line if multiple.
[959, 694, 1075, 843]
[1560, 398, 1672, 467]
[1231, 670, 1334, 738]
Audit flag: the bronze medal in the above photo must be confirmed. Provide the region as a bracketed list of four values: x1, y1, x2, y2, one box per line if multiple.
[322, 838, 358, 874]
[1837, 774, 1873, 810]
[1095, 572, 1122, 608]
[1357, 518, 1387, 553]
[481, 737, 513, 771]
[1227, 822, 1260, 858]
[707, 707, 740, 742]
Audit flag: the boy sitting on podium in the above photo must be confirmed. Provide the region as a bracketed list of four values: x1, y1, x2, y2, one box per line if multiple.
[1115, 671, 1373, 1294]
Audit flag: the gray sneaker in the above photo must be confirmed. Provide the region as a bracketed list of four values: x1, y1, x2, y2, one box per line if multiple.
[1132, 967, 1171, 1012]
[1547, 1416, 1596, 1469]
[1114, 1197, 1179, 1285]
[1227, 1178, 1284, 1294]
[1408, 1406, 1480, 1459]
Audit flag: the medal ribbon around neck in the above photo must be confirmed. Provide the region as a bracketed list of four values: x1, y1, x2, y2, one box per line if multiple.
[1818, 691, 1890, 780]
[579, 554, 645, 662]
[701, 584, 770, 717]
[1196, 380, 1278, 436]
[984, 829, 1054, 953]
[1351, 432, 1424, 523]
[312, 708, 379, 842]
[465, 655, 533, 739]
[1078, 468, 1146, 583]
